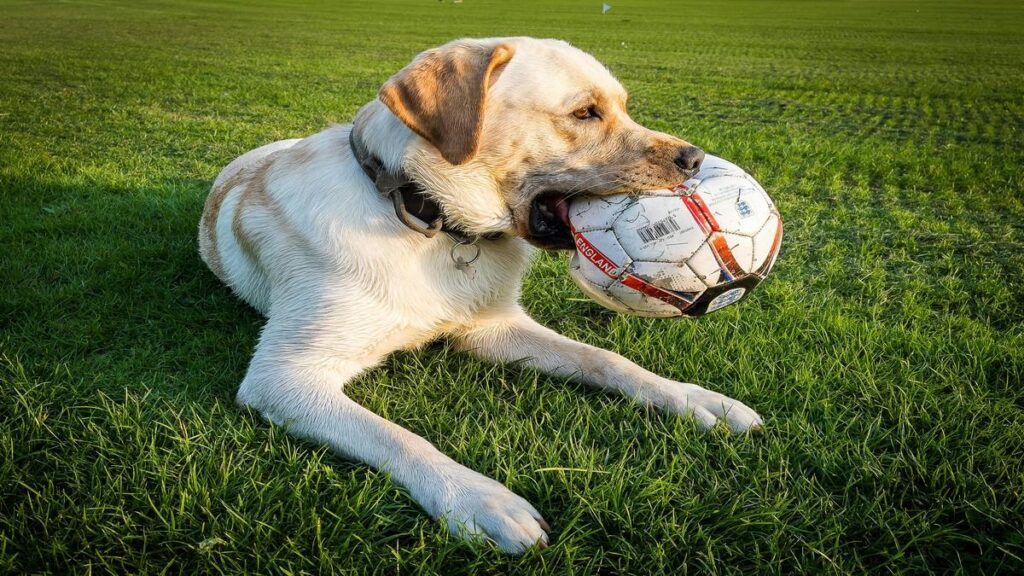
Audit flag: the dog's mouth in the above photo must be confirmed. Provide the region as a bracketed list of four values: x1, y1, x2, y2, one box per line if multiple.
[525, 192, 574, 250]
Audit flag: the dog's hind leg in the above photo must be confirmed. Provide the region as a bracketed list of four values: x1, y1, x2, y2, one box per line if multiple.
[236, 314, 550, 554]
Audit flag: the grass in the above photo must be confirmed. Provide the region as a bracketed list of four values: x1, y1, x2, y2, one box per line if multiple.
[1, 0, 1023, 573]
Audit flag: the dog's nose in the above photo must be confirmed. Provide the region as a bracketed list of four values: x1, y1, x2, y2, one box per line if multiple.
[674, 146, 705, 173]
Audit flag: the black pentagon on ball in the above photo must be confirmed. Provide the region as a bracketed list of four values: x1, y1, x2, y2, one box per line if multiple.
[679, 273, 766, 318]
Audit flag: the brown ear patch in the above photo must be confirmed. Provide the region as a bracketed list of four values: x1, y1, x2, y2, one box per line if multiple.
[379, 41, 515, 165]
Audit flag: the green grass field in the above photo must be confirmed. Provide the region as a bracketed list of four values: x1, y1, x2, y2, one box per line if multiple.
[2, 0, 1023, 573]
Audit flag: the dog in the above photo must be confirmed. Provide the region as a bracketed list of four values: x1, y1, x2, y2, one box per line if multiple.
[198, 37, 763, 553]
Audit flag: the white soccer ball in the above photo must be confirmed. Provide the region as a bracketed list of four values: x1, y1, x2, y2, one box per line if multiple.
[568, 154, 782, 318]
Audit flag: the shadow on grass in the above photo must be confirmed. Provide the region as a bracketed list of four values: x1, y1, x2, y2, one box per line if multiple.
[0, 170, 624, 431]
[1, 175, 258, 398]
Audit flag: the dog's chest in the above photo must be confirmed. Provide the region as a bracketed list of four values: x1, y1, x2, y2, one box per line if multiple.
[342, 233, 532, 344]
[408, 239, 531, 310]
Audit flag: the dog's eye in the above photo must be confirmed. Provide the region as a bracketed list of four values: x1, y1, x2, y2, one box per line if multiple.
[572, 106, 600, 120]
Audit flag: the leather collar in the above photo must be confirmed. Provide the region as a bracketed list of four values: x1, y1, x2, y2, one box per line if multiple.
[348, 127, 499, 243]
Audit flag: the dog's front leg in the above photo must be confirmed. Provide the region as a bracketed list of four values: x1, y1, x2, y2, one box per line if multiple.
[455, 306, 763, 431]
[235, 317, 549, 553]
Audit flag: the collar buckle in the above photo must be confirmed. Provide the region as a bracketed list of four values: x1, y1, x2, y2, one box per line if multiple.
[351, 127, 448, 240]
[350, 126, 501, 244]
[389, 185, 444, 238]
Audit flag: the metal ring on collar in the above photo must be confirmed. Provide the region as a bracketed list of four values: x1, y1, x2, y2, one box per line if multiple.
[450, 237, 482, 265]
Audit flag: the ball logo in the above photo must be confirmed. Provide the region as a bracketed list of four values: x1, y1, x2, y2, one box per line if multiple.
[736, 200, 752, 219]
[573, 231, 620, 278]
[706, 287, 746, 312]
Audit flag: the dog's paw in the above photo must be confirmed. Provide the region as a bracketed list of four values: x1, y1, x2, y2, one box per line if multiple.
[435, 468, 549, 554]
[660, 382, 764, 432]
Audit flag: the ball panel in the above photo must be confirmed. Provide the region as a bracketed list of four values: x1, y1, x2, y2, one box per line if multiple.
[718, 232, 754, 272]
[611, 195, 705, 262]
[687, 241, 726, 287]
[568, 194, 633, 233]
[630, 260, 706, 294]
[754, 215, 784, 277]
[692, 175, 772, 236]
[628, 186, 682, 198]
[693, 154, 743, 175]
[569, 263, 633, 314]
[605, 278, 682, 318]
[571, 228, 631, 279]
[751, 213, 782, 272]
[569, 251, 615, 289]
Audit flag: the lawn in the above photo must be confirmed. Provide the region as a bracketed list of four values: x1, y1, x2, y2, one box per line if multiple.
[1, 0, 1023, 573]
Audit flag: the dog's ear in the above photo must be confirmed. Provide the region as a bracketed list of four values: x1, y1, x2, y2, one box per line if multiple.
[379, 40, 515, 165]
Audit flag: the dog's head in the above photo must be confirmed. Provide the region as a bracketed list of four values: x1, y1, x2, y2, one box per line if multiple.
[366, 37, 704, 249]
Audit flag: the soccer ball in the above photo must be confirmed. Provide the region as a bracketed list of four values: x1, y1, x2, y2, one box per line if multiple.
[568, 154, 782, 318]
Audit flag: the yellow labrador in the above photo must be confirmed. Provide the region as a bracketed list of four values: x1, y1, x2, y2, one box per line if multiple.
[198, 37, 762, 553]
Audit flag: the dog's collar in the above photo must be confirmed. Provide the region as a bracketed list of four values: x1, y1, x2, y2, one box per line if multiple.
[348, 127, 499, 243]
